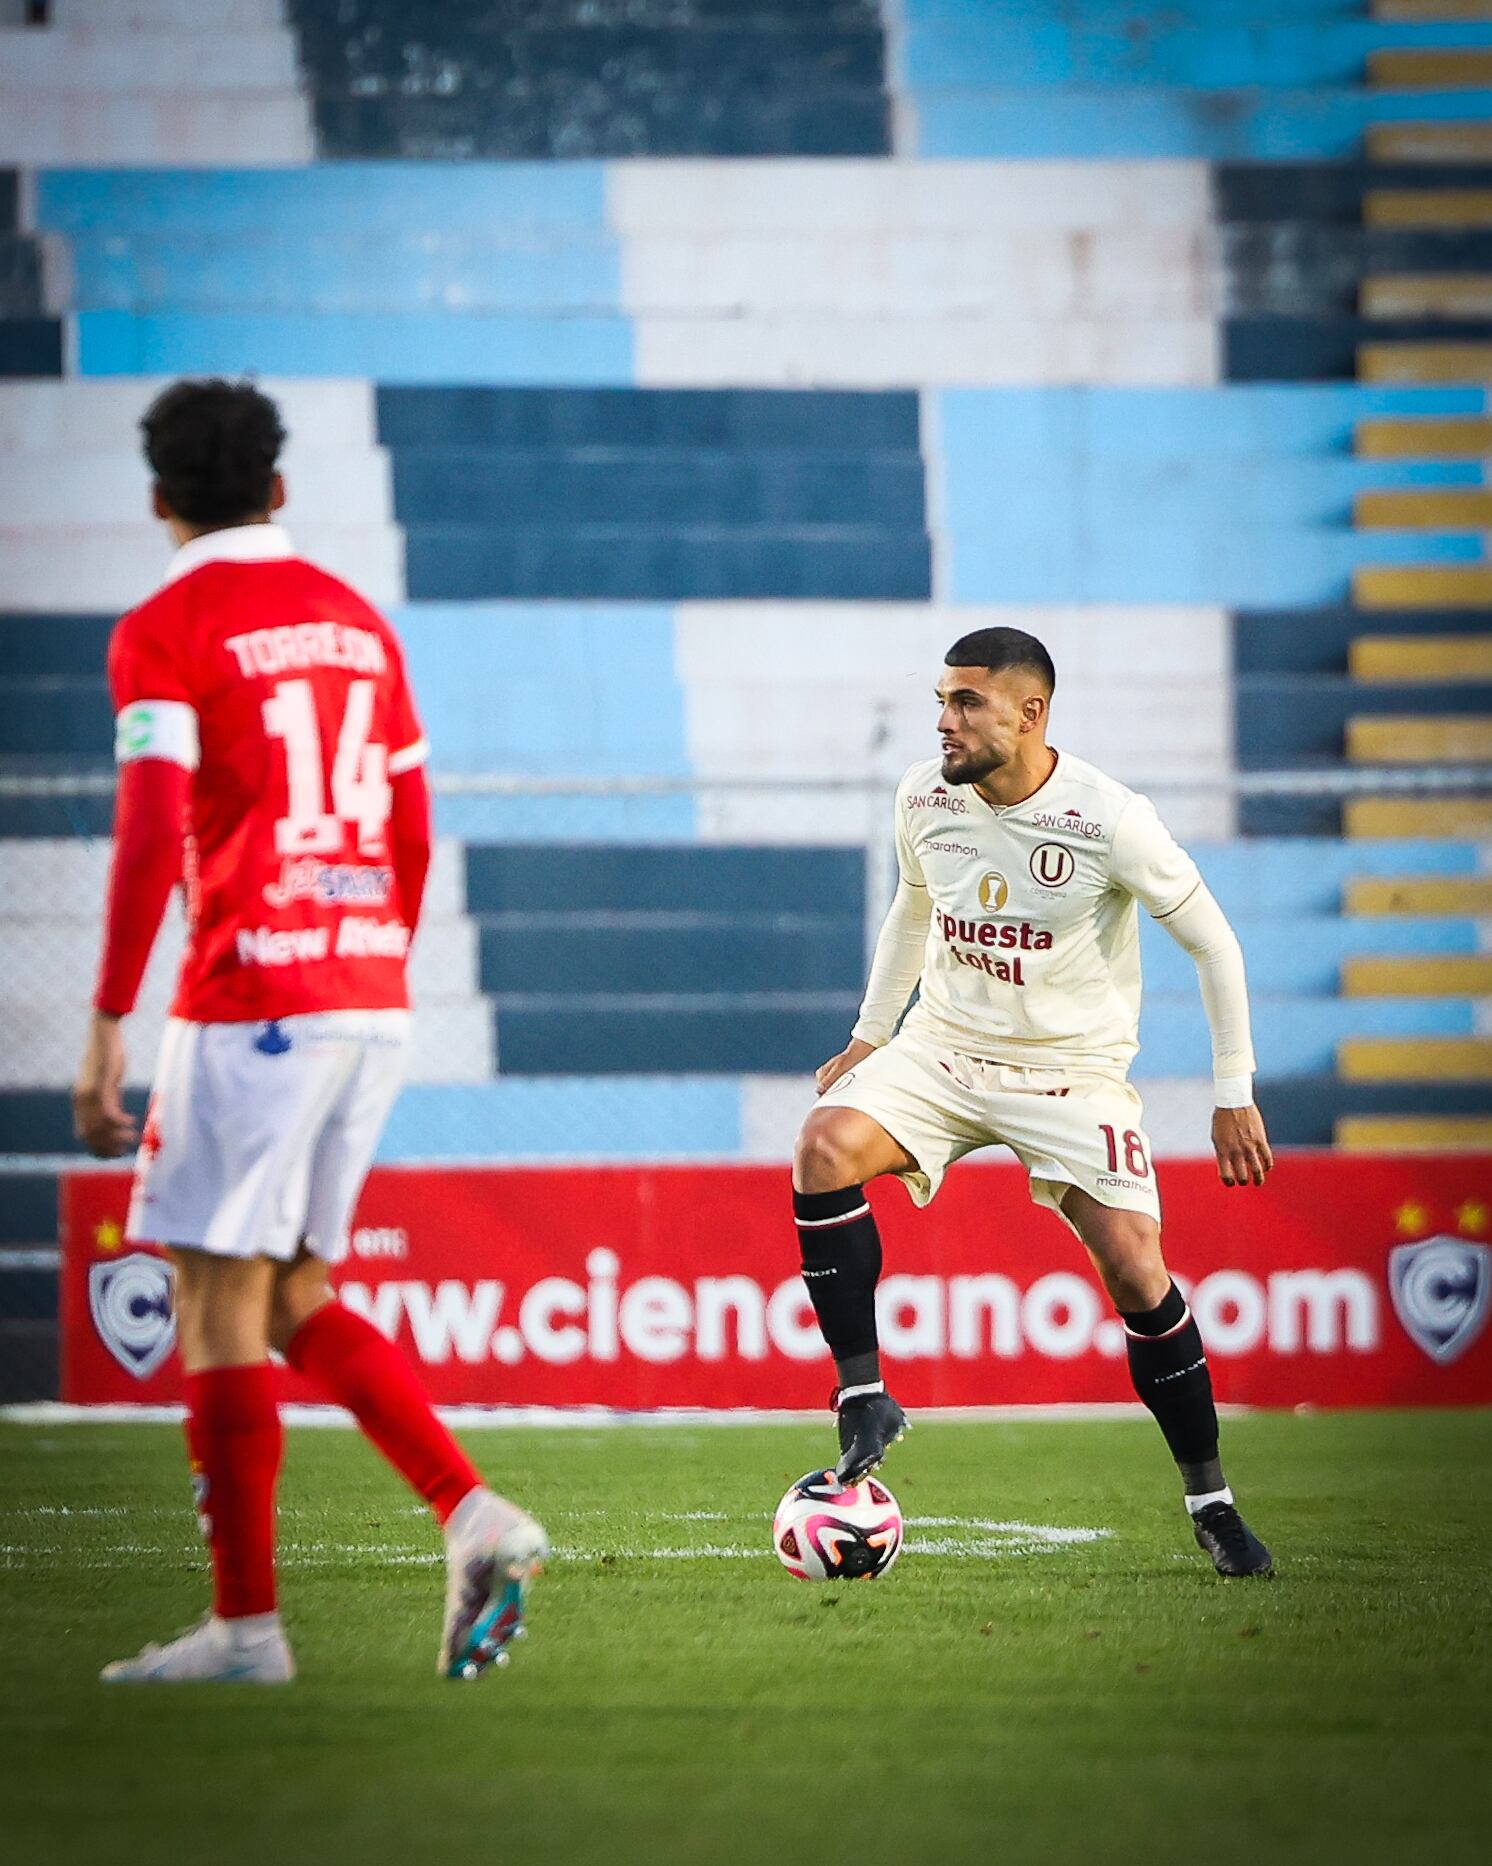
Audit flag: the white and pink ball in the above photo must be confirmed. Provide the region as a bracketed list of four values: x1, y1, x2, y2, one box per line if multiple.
[773, 1469, 904, 1581]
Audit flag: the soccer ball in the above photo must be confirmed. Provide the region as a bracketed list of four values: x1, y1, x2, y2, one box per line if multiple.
[772, 1468, 904, 1581]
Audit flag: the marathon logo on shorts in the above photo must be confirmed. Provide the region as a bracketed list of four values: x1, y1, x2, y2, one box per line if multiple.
[908, 786, 968, 815]
[89, 1253, 176, 1381]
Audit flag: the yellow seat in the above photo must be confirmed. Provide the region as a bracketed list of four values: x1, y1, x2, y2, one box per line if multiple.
[1349, 635, 1492, 680]
[1354, 488, 1492, 527]
[1365, 190, 1492, 229]
[1369, 48, 1492, 85]
[1350, 634, 1492, 681]
[1354, 564, 1492, 606]
[1368, 122, 1492, 162]
[1338, 1036, 1492, 1079]
[1361, 274, 1492, 317]
[1336, 1115, 1492, 1152]
[1345, 796, 1492, 836]
[1358, 340, 1492, 380]
[1343, 953, 1492, 995]
[1346, 714, 1492, 762]
[1371, 0, 1492, 15]
[1345, 875, 1492, 914]
[1355, 415, 1492, 457]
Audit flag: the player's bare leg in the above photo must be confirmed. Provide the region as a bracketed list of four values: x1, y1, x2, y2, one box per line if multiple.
[792, 1106, 914, 1481]
[102, 1251, 295, 1683]
[271, 1253, 547, 1678]
[1062, 1188, 1272, 1578]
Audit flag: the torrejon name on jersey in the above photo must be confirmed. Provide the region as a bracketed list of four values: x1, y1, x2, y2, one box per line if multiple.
[854, 751, 1254, 1085]
[106, 525, 428, 1023]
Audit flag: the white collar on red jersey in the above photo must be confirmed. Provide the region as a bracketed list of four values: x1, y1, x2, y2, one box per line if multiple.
[161, 522, 295, 587]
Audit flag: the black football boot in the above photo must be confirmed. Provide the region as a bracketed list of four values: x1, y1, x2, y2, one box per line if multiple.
[833, 1387, 908, 1484]
[1191, 1500, 1273, 1577]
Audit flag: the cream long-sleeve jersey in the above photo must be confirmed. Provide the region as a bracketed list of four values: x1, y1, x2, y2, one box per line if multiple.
[851, 752, 1256, 1103]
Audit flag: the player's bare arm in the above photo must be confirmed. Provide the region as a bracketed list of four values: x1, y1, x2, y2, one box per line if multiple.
[72, 1011, 137, 1158]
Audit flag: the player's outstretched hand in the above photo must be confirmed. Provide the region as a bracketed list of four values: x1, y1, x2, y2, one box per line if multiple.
[815, 1037, 877, 1097]
[72, 1012, 138, 1159]
[1212, 1104, 1273, 1188]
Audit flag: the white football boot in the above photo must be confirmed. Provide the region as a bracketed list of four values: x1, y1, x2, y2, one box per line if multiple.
[101, 1613, 295, 1684]
[440, 1487, 549, 1680]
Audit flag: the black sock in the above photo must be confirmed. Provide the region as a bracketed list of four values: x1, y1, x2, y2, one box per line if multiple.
[793, 1185, 882, 1387]
[1121, 1281, 1224, 1497]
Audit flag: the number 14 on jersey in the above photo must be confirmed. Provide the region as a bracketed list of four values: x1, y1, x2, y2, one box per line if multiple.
[263, 677, 392, 857]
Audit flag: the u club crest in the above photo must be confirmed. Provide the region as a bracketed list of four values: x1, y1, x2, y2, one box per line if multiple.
[1388, 1237, 1491, 1366]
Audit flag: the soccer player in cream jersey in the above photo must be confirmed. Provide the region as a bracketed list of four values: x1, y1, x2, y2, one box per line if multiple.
[794, 627, 1275, 1577]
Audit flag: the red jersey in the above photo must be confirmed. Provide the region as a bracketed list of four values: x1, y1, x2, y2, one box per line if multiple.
[106, 525, 428, 1023]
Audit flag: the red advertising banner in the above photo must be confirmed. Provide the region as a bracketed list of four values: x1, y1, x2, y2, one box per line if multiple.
[62, 1155, 1491, 1410]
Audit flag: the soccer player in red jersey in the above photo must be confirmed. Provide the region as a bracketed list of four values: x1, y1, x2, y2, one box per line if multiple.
[72, 380, 546, 1683]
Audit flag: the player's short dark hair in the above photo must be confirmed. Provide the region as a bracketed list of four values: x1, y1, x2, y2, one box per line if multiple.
[141, 378, 286, 526]
[944, 626, 1056, 694]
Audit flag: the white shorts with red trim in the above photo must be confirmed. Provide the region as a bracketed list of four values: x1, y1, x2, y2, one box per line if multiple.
[126, 1010, 410, 1262]
[817, 1031, 1161, 1231]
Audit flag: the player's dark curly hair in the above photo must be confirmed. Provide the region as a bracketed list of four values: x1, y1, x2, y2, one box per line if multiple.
[945, 625, 1056, 694]
[140, 378, 286, 526]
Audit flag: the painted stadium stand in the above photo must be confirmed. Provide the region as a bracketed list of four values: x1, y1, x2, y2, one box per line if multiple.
[0, 0, 1488, 1393]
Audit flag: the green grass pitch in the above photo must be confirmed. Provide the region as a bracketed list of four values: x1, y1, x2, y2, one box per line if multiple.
[2, 1410, 1489, 1866]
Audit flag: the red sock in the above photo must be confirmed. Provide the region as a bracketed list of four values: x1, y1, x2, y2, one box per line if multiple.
[286, 1303, 481, 1525]
[183, 1364, 282, 1620]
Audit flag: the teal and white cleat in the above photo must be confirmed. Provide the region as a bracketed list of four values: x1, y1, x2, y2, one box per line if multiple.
[439, 1488, 549, 1681]
[101, 1614, 295, 1684]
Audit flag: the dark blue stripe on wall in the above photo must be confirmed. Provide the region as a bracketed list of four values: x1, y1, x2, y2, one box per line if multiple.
[1224, 228, 1492, 318]
[378, 387, 921, 449]
[1234, 607, 1492, 676]
[1236, 677, 1492, 766]
[1216, 163, 1492, 225]
[288, 0, 890, 158]
[494, 1003, 857, 1076]
[0, 320, 62, 377]
[1225, 317, 1492, 383]
[463, 844, 864, 916]
[382, 388, 930, 602]
[1257, 1076, 1492, 1147]
[0, 237, 45, 319]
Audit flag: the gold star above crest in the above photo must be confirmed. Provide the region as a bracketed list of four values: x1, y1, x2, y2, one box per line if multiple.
[93, 1218, 123, 1253]
[1393, 1201, 1429, 1238]
[1455, 1200, 1489, 1236]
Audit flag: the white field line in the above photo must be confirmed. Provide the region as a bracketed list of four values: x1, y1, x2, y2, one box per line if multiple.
[0, 1510, 1111, 1568]
[1, 1402, 1244, 1429]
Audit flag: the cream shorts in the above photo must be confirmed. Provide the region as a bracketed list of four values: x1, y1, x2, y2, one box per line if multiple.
[817, 1032, 1161, 1232]
[126, 1010, 411, 1263]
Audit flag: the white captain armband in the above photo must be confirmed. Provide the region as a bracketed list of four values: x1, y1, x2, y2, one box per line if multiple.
[114, 699, 200, 770]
